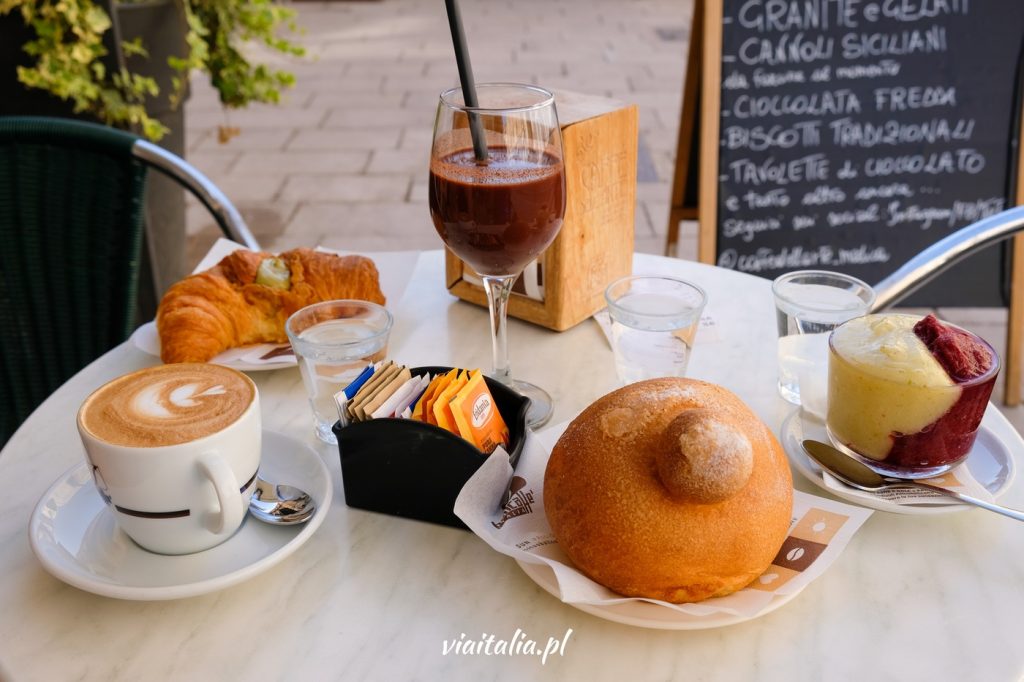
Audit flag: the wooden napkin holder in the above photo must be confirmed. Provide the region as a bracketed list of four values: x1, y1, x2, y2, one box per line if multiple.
[444, 91, 638, 331]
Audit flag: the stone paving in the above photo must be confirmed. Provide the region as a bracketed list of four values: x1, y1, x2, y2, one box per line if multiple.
[183, 0, 692, 260]
[181, 0, 1024, 432]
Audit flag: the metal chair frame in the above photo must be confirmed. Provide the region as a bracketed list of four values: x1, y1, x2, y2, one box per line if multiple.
[871, 206, 1024, 310]
[132, 139, 259, 251]
[0, 116, 261, 447]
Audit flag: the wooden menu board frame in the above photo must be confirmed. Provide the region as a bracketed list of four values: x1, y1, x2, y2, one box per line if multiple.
[663, 0, 703, 258]
[670, 0, 1024, 405]
[1003, 111, 1024, 405]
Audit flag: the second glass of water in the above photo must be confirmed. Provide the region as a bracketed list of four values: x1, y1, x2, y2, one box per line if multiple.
[286, 300, 393, 443]
[604, 276, 707, 385]
[772, 270, 875, 408]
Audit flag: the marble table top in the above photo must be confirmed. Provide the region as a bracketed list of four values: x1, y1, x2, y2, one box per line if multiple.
[1, 250, 1022, 681]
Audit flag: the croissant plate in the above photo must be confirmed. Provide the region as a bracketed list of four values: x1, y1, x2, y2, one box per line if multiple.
[156, 248, 386, 363]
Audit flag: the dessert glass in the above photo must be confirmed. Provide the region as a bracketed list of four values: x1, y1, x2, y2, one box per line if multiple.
[826, 314, 999, 479]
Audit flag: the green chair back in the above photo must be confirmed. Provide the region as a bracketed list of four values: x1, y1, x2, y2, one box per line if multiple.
[0, 117, 147, 448]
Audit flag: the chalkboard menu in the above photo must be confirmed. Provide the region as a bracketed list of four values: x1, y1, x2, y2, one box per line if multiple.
[707, 0, 1024, 305]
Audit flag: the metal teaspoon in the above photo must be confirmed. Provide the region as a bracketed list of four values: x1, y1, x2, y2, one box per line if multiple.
[802, 440, 1024, 523]
[248, 476, 316, 525]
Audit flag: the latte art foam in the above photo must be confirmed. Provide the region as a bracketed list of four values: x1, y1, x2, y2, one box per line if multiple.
[79, 364, 255, 447]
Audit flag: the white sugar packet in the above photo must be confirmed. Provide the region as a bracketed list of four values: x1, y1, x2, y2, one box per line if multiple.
[371, 374, 428, 420]
[455, 422, 873, 619]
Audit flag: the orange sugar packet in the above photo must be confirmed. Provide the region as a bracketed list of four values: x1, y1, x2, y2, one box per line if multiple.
[432, 370, 469, 435]
[412, 372, 447, 422]
[420, 369, 458, 426]
[449, 371, 509, 454]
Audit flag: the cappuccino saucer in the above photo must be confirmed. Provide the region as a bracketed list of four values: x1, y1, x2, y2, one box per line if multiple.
[28, 430, 331, 600]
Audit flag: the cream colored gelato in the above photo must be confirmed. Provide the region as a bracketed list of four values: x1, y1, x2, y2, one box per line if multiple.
[827, 314, 960, 461]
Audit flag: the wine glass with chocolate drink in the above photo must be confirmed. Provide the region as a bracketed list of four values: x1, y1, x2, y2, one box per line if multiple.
[429, 83, 566, 428]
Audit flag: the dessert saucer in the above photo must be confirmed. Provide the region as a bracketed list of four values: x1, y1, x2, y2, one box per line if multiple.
[781, 409, 1016, 514]
[516, 560, 802, 630]
[131, 322, 296, 371]
[29, 430, 331, 600]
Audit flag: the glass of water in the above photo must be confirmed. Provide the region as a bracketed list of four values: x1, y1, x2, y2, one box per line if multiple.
[772, 271, 875, 408]
[286, 300, 393, 444]
[604, 276, 707, 385]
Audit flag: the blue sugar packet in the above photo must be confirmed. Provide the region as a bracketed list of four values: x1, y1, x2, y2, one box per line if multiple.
[343, 363, 377, 399]
[334, 362, 381, 427]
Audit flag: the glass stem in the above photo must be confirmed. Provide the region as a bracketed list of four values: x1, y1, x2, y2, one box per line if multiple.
[481, 275, 517, 386]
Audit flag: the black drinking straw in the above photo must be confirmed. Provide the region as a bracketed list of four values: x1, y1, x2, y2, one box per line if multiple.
[444, 0, 489, 163]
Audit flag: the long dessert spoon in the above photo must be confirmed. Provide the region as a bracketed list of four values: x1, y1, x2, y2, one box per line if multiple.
[802, 440, 1024, 523]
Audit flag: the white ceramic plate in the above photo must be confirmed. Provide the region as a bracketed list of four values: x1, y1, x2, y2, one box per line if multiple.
[130, 245, 421, 372]
[28, 430, 331, 600]
[781, 409, 1016, 514]
[515, 560, 802, 630]
[131, 322, 296, 371]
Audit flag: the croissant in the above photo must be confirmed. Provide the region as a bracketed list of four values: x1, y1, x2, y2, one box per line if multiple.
[156, 248, 386, 363]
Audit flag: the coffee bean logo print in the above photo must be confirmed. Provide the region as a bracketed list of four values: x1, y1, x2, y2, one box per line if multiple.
[750, 565, 801, 592]
[772, 536, 824, 571]
[792, 509, 849, 545]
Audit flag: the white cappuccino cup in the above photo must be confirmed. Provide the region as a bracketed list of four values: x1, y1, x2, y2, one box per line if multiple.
[76, 363, 261, 555]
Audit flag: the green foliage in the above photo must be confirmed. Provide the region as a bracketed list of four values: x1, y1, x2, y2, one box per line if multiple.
[1, 0, 305, 141]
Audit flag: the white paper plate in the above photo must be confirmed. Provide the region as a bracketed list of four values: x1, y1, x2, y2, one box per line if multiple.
[131, 322, 296, 371]
[28, 430, 331, 600]
[516, 560, 802, 630]
[781, 409, 1016, 514]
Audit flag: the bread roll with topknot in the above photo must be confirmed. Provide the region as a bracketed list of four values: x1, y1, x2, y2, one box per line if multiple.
[544, 378, 792, 603]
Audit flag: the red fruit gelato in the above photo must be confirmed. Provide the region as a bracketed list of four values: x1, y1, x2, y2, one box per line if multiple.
[885, 315, 998, 472]
[913, 314, 994, 384]
[828, 314, 999, 477]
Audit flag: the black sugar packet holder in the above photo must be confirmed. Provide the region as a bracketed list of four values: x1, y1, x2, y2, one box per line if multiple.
[332, 366, 530, 530]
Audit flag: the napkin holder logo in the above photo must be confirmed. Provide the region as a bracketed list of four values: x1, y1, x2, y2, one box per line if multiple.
[493, 476, 535, 529]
